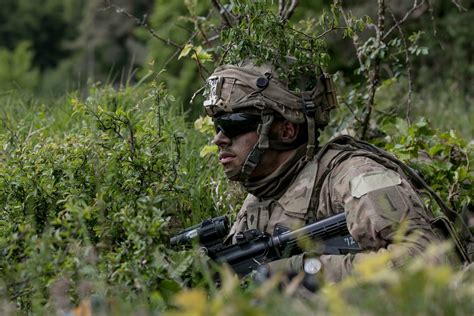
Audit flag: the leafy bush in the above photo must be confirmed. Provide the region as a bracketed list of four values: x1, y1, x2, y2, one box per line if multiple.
[0, 79, 241, 313]
[165, 252, 474, 316]
[379, 117, 473, 213]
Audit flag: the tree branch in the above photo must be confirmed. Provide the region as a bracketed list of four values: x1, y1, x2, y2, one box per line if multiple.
[278, 0, 299, 22]
[336, 2, 367, 77]
[388, 7, 413, 124]
[102, 0, 181, 48]
[361, 0, 385, 140]
[211, 0, 232, 27]
[382, 0, 426, 41]
[283, 0, 299, 22]
[278, 0, 285, 18]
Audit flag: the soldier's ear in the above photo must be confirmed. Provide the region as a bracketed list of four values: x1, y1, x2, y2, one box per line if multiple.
[279, 120, 299, 143]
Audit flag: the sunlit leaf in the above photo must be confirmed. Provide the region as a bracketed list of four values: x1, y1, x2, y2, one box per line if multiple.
[178, 43, 194, 60]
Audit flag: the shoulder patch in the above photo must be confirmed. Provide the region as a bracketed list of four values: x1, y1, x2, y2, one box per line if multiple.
[350, 170, 402, 198]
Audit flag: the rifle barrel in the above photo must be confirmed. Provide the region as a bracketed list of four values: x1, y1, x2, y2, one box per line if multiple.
[274, 212, 349, 249]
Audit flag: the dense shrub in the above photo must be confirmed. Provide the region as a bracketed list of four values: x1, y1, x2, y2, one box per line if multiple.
[0, 80, 241, 313]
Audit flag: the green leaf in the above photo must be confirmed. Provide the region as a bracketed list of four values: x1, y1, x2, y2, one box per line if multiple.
[428, 144, 444, 157]
[454, 166, 468, 182]
[191, 46, 213, 63]
[395, 118, 409, 135]
[194, 116, 214, 136]
[200, 144, 217, 157]
[178, 43, 194, 60]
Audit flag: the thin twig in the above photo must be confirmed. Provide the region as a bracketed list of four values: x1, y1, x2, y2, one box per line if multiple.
[450, 0, 468, 11]
[314, 26, 347, 40]
[286, 23, 346, 41]
[341, 98, 364, 124]
[336, 1, 367, 77]
[127, 119, 136, 158]
[427, 0, 437, 36]
[190, 86, 205, 104]
[102, 0, 181, 48]
[383, 0, 426, 41]
[217, 42, 233, 65]
[283, 0, 299, 21]
[192, 50, 210, 82]
[158, 9, 211, 76]
[389, 8, 413, 123]
[278, 0, 285, 18]
[103, 0, 216, 78]
[374, 107, 398, 117]
[211, 0, 232, 27]
[25, 125, 50, 143]
[361, 0, 385, 140]
[175, 23, 194, 35]
[196, 22, 212, 48]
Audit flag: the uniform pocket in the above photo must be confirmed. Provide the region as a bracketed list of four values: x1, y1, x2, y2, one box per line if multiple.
[266, 201, 307, 234]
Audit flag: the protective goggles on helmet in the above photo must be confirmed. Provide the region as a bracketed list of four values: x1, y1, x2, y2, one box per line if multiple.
[213, 113, 261, 138]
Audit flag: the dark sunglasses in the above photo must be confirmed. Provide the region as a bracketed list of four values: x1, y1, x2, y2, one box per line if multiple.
[213, 113, 261, 138]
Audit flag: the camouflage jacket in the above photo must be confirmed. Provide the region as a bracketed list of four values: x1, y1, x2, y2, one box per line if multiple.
[226, 136, 458, 282]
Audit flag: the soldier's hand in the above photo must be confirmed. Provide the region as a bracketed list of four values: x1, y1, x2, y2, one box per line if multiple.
[253, 255, 322, 293]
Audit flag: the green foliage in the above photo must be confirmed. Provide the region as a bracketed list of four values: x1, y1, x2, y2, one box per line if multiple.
[379, 117, 473, 213]
[0, 78, 240, 312]
[145, 0, 212, 118]
[0, 0, 82, 70]
[162, 251, 474, 316]
[413, 2, 474, 97]
[0, 42, 39, 92]
[220, 0, 328, 90]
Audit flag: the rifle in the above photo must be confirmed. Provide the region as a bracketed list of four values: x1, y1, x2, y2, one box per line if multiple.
[170, 212, 361, 277]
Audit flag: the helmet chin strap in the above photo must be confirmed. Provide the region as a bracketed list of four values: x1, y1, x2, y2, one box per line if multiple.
[239, 112, 274, 180]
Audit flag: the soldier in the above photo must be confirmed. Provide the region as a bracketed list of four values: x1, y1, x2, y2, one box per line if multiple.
[203, 61, 468, 283]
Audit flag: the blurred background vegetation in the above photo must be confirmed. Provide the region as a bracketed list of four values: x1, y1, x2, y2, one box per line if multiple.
[0, 0, 472, 137]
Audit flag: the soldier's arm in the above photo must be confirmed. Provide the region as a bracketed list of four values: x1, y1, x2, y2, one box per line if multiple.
[318, 155, 446, 282]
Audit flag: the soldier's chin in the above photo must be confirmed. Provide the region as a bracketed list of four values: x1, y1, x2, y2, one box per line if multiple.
[224, 168, 244, 181]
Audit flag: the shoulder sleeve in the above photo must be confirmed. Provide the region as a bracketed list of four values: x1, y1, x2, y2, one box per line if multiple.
[318, 155, 446, 282]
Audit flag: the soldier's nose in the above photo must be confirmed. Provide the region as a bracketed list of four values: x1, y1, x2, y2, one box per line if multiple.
[213, 130, 231, 147]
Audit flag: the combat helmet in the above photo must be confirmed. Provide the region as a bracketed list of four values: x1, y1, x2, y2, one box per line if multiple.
[203, 60, 337, 180]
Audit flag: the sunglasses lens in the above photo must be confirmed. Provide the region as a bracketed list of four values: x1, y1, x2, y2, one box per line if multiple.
[214, 113, 260, 138]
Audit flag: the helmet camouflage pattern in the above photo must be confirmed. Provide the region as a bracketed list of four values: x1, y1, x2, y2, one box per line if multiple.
[203, 61, 337, 129]
[203, 60, 337, 179]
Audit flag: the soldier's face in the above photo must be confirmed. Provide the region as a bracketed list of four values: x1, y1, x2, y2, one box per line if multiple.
[212, 115, 297, 181]
[213, 130, 259, 180]
[213, 130, 283, 181]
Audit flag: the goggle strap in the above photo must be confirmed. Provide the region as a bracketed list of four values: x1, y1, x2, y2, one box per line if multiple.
[302, 92, 317, 161]
[240, 114, 274, 179]
[257, 114, 274, 150]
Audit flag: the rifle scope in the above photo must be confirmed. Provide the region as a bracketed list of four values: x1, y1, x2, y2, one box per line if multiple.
[170, 216, 229, 247]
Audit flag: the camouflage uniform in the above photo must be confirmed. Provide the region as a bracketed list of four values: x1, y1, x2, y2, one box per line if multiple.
[204, 62, 466, 282]
[225, 137, 453, 282]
